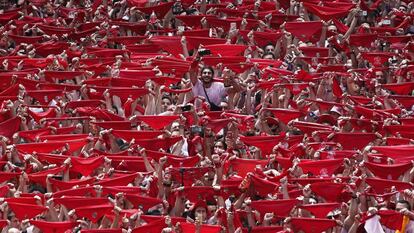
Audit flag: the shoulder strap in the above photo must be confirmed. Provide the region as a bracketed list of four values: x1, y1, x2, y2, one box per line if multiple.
[202, 84, 213, 105]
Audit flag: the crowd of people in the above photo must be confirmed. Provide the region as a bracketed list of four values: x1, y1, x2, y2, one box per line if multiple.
[0, 0, 413, 232]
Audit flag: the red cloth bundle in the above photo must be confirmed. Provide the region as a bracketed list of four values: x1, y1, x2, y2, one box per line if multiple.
[74, 204, 113, 223]
[0, 116, 21, 138]
[28, 166, 67, 187]
[112, 130, 163, 141]
[349, 34, 377, 47]
[136, 1, 174, 18]
[179, 222, 222, 233]
[365, 162, 412, 180]
[48, 177, 95, 191]
[125, 194, 163, 210]
[29, 220, 78, 233]
[8, 202, 47, 220]
[299, 203, 340, 218]
[285, 21, 323, 42]
[70, 156, 104, 176]
[28, 108, 57, 122]
[264, 108, 302, 124]
[135, 115, 180, 130]
[299, 159, 343, 177]
[54, 197, 109, 209]
[239, 135, 284, 156]
[185, 36, 227, 51]
[332, 132, 376, 150]
[365, 178, 412, 193]
[92, 121, 132, 130]
[228, 158, 269, 177]
[381, 82, 414, 95]
[251, 199, 298, 217]
[203, 44, 248, 56]
[290, 217, 337, 233]
[16, 141, 67, 153]
[311, 182, 346, 202]
[303, 2, 352, 20]
[95, 173, 139, 187]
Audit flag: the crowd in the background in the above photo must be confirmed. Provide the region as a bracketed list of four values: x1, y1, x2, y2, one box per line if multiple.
[0, 0, 413, 232]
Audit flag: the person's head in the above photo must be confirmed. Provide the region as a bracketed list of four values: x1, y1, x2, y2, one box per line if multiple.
[161, 95, 173, 112]
[7, 213, 19, 229]
[213, 140, 226, 154]
[262, 52, 275, 60]
[263, 43, 275, 54]
[194, 206, 207, 222]
[200, 66, 214, 84]
[328, 25, 338, 34]
[396, 200, 411, 211]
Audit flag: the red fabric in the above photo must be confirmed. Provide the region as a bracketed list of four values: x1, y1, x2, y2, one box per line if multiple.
[378, 210, 405, 231]
[299, 159, 343, 177]
[332, 132, 376, 150]
[228, 158, 269, 177]
[285, 21, 323, 42]
[54, 197, 109, 209]
[299, 203, 341, 218]
[264, 108, 302, 124]
[291, 217, 337, 233]
[136, 1, 174, 18]
[381, 82, 414, 95]
[28, 108, 58, 122]
[239, 135, 284, 155]
[311, 182, 346, 202]
[303, 2, 352, 20]
[203, 44, 248, 56]
[8, 202, 47, 220]
[125, 194, 163, 210]
[80, 230, 121, 233]
[28, 166, 67, 187]
[29, 220, 78, 233]
[131, 219, 166, 233]
[0, 116, 21, 138]
[241, 226, 284, 233]
[365, 162, 412, 180]
[135, 115, 180, 130]
[186, 36, 227, 51]
[251, 199, 298, 217]
[95, 173, 138, 187]
[133, 136, 182, 151]
[93, 121, 132, 130]
[48, 177, 95, 190]
[179, 222, 222, 233]
[66, 100, 103, 109]
[112, 130, 163, 141]
[365, 178, 412, 193]
[0, 172, 21, 183]
[75, 204, 113, 223]
[250, 175, 278, 196]
[52, 186, 96, 198]
[349, 34, 377, 47]
[27, 90, 63, 104]
[371, 145, 414, 162]
[43, 71, 84, 81]
[145, 150, 200, 167]
[70, 156, 104, 176]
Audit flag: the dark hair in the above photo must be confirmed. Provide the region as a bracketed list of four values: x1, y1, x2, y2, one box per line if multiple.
[201, 66, 215, 77]
[397, 200, 412, 210]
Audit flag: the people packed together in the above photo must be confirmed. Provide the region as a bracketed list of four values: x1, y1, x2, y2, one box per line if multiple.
[0, 0, 413, 232]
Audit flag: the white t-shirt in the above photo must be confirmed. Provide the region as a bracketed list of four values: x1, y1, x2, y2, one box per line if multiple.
[192, 80, 227, 106]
